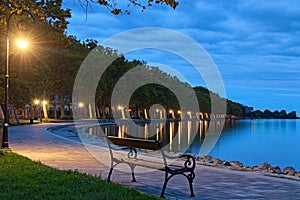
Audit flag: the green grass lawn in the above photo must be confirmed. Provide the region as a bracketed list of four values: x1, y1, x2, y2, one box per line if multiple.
[0, 150, 159, 200]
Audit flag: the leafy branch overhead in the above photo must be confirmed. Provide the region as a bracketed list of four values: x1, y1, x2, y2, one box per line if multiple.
[0, 0, 71, 31]
[82, 0, 179, 15]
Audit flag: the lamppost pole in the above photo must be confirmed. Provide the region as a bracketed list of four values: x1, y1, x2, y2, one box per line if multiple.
[1, 10, 35, 149]
[2, 13, 13, 149]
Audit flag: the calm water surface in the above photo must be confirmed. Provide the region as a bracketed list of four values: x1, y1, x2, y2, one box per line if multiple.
[208, 119, 300, 170]
[90, 119, 300, 170]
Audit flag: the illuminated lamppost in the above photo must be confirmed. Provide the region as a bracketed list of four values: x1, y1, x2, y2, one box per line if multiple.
[117, 106, 125, 119]
[78, 102, 84, 108]
[177, 110, 182, 119]
[34, 99, 40, 106]
[187, 111, 192, 119]
[78, 102, 84, 118]
[1, 10, 35, 149]
[156, 109, 160, 119]
[169, 110, 175, 119]
[34, 99, 41, 122]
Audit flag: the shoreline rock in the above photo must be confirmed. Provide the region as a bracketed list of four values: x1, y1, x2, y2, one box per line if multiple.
[197, 155, 300, 180]
[283, 166, 296, 176]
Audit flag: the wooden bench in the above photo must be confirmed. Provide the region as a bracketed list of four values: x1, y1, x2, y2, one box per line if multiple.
[106, 136, 196, 198]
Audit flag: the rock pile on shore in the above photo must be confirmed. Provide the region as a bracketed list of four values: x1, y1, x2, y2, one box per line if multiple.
[197, 155, 300, 179]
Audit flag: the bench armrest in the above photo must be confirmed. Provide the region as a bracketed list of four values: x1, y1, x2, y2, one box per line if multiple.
[110, 145, 138, 159]
[163, 153, 181, 159]
[163, 153, 195, 161]
[180, 154, 196, 171]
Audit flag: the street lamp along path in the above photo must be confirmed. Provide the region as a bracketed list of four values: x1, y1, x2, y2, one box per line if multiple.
[16, 39, 29, 49]
[1, 10, 35, 149]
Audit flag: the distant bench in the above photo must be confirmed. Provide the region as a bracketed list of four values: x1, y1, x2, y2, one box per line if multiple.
[106, 136, 196, 198]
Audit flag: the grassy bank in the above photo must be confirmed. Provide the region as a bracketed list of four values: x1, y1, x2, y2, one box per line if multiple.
[0, 151, 159, 200]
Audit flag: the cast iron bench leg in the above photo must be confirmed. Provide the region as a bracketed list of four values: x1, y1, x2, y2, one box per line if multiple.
[129, 163, 136, 182]
[107, 167, 113, 181]
[160, 171, 169, 198]
[188, 172, 195, 197]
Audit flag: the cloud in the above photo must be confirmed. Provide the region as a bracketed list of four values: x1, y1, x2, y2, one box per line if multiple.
[237, 0, 300, 31]
[62, 0, 300, 114]
[278, 93, 300, 97]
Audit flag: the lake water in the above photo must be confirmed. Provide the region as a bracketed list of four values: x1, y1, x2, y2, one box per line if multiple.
[208, 119, 300, 170]
[89, 119, 300, 170]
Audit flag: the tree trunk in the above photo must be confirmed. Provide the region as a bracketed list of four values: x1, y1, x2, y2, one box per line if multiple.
[88, 103, 93, 119]
[95, 106, 100, 119]
[9, 107, 14, 122]
[13, 107, 20, 124]
[24, 106, 28, 119]
[60, 96, 65, 119]
[53, 102, 57, 119]
[43, 103, 48, 119]
[30, 104, 34, 119]
[68, 103, 71, 118]
[0, 105, 4, 119]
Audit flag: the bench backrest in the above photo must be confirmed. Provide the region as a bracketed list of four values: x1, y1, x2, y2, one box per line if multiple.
[107, 136, 163, 150]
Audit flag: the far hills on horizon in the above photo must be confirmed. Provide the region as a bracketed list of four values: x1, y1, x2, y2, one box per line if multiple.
[194, 87, 298, 120]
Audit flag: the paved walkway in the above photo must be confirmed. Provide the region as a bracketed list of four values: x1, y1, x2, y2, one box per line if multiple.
[8, 123, 300, 200]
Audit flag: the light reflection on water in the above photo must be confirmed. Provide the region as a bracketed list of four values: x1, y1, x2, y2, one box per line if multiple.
[88, 119, 223, 154]
[88, 119, 300, 170]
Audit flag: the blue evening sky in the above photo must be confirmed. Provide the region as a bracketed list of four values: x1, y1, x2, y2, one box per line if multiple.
[62, 0, 300, 114]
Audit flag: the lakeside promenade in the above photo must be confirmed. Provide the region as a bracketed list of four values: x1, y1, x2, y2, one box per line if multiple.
[8, 123, 300, 200]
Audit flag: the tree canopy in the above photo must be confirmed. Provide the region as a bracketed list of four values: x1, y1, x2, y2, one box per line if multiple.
[80, 0, 179, 15]
[248, 109, 298, 119]
[0, 0, 71, 31]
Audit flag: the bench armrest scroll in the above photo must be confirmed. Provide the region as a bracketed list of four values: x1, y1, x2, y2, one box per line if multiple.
[128, 147, 137, 159]
[180, 154, 196, 171]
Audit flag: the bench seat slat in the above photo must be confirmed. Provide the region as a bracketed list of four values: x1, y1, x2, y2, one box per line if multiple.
[118, 158, 186, 172]
[120, 158, 165, 170]
[108, 136, 162, 150]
